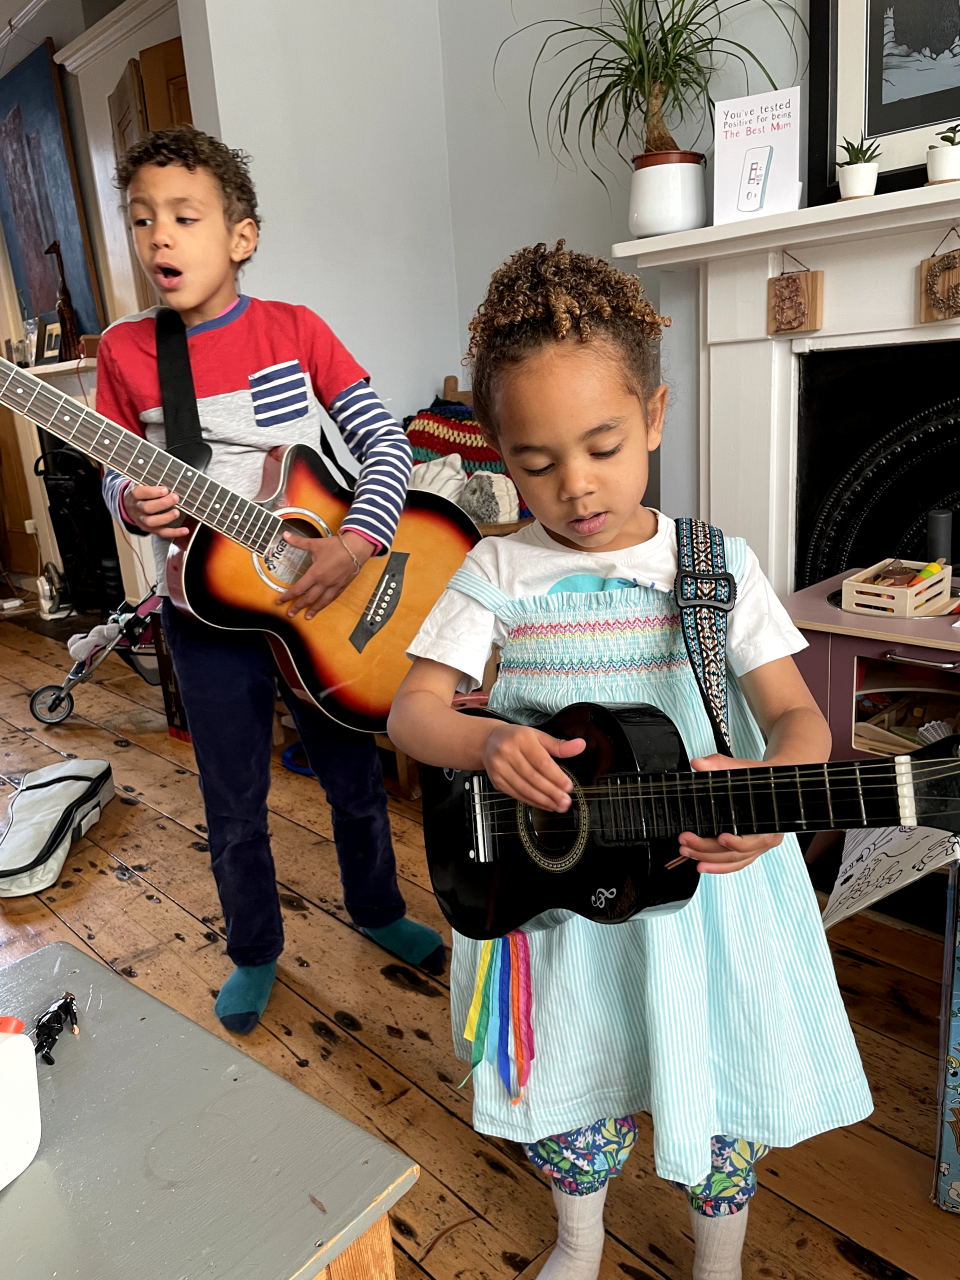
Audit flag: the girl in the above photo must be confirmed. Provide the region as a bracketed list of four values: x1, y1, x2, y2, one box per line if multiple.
[387, 243, 871, 1280]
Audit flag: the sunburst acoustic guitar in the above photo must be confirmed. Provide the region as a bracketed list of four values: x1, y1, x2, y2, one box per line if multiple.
[3, 357, 478, 732]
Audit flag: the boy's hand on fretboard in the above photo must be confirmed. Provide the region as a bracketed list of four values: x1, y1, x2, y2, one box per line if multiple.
[122, 483, 189, 539]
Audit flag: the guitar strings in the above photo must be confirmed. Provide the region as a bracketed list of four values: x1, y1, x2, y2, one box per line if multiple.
[467, 755, 960, 795]
[470, 760, 960, 820]
[470, 757, 960, 803]
[0, 364, 281, 553]
[477, 818, 960, 837]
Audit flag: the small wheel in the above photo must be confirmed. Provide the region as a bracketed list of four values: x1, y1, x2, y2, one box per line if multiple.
[30, 685, 74, 724]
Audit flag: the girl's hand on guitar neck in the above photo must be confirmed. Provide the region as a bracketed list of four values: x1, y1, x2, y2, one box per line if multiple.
[677, 655, 832, 875]
[276, 529, 376, 620]
[678, 753, 782, 874]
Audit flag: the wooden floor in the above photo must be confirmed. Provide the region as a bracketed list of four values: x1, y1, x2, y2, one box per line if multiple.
[0, 616, 956, 1280]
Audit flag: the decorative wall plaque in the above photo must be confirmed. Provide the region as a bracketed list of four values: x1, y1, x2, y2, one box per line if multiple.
[767, 254, 823, 335]
[921, 252, 960, 323]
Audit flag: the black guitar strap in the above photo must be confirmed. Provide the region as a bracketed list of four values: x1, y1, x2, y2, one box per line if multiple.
[674, 517, 738, 757]
[155, 308, 212, 473]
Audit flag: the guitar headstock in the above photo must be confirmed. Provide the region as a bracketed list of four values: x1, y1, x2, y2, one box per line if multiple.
[911, 735, 960, 833]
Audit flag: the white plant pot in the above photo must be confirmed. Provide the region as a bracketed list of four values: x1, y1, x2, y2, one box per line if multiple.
[837, 162, 879, 199]
[629, 151, 706, 238]
[927, 145, 960, 184]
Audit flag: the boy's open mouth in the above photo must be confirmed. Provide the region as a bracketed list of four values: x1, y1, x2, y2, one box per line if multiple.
[154, 263, 183, 288]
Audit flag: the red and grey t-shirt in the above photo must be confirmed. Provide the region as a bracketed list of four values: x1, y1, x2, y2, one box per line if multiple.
[98, 295, 411, 590]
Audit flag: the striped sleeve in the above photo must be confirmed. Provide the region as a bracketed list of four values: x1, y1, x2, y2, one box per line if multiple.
[327, 380, 412, 552]
[101, 469, 145, 535]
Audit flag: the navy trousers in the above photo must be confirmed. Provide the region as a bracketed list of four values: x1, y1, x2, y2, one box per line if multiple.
[161, 601, 405, 967]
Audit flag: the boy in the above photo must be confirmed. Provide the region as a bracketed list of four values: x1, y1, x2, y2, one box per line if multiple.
[99, 126, 443, 1035]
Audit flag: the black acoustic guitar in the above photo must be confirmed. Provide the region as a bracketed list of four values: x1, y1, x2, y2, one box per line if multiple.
[421, 702, 960, 940]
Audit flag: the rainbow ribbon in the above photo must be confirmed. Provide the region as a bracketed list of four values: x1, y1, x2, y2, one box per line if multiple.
[462, 932, 535, 1102]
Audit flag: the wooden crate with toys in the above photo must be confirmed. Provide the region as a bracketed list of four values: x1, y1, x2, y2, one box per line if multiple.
[841, 558, 953, 619]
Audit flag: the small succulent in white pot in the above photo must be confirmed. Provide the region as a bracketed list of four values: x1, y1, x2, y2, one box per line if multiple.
[836, 133, 881, 199]
[927, 123, 960, 184]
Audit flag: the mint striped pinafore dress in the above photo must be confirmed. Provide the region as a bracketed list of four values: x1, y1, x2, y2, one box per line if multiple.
[446, 536, 873, 1187]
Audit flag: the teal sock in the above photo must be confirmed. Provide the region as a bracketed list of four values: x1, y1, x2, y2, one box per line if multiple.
[362, 918, 445, 975]
[214, 960, 277, 1035]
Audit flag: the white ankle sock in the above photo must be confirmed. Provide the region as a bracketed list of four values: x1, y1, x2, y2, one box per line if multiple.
[688, 1204, 749, 1280]
[539, 1182, 608, 1280]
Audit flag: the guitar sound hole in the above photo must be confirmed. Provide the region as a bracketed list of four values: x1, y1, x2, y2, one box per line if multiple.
[524, 803, 581, 856]
[517, 778, 589, 873]
[257, 516, 322, 587]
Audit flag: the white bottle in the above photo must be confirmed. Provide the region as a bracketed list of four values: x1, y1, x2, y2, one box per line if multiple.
[0, 1015, 41, 1191]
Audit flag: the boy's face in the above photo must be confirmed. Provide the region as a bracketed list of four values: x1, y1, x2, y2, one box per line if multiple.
[489, 341, 666, 553]
[126, 162, 257, 319]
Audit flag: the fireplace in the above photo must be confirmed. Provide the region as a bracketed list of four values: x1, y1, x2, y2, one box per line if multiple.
[613, 185, 960, 595]
[795, 341, 960, 588]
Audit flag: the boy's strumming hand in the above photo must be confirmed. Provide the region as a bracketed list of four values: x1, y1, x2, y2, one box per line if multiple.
[481, 722, 585, 813]
[122, 483, 190, 539]
[677, 753, 782, 874]
[276, 530, 375, 620]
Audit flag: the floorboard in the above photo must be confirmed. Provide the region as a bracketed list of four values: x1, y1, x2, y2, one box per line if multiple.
[0, 620, 957, 1279]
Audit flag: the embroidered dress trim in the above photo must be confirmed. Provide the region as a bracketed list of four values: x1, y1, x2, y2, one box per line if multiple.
[508, 613, 681, 639]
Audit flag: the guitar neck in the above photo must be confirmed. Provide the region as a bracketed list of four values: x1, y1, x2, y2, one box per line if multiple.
[0, 356, 281, 554]
[602, 756, 909, 840]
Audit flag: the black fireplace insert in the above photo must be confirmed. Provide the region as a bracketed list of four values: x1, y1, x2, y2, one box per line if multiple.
[795, 341, 960, 589]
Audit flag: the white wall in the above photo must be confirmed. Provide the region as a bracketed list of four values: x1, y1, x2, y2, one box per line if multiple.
[436, 0, 633, 354]
[173, 0, 805, 493]
[646, 0, 809, 518]
[178, 0, 461, 423]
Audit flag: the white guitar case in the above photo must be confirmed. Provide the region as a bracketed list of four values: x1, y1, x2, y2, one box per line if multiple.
[0, 760, 114, 897]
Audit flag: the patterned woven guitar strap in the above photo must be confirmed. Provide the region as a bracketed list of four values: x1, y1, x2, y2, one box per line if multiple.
[674, 517, 738, 757]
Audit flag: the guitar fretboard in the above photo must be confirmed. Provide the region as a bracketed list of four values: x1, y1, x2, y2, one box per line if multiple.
[596, 757, 905, 841]
[0, 357, 282, 554]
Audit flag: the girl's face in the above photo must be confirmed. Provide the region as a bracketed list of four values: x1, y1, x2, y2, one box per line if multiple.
[489, 340, 666, 553]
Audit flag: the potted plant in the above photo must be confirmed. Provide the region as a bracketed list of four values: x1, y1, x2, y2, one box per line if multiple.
[836, 133, 881, 199]
[500, 0, 802, 238]
[927, 123, 960, 184]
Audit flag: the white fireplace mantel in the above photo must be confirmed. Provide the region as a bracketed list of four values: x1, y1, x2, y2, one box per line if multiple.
[613, 186, 960, 595]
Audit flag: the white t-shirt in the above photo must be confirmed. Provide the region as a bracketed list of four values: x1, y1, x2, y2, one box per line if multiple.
[408, 510, 807, 690]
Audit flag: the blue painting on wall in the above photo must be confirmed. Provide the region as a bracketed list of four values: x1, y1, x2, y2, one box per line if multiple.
[0, 40, 102, 336]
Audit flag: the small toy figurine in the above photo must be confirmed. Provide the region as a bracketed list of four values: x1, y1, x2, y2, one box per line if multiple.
[33, 992, 78, 1065]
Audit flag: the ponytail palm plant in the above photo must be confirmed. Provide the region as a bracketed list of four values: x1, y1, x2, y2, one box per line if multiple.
[499, 0, 804, 181]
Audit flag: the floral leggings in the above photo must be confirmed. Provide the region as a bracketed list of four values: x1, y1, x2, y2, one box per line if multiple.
[522, 1116, 770, 1216]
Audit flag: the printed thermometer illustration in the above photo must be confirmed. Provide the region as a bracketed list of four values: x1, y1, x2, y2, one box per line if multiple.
[738, 145, 773, 212]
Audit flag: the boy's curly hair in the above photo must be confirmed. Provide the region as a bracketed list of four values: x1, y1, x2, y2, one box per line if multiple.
[467, 241, 668, 434]
[115, 125, 260, 234]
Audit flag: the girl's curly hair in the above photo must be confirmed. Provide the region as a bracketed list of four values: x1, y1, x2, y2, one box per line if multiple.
[467, 241, 668, 434]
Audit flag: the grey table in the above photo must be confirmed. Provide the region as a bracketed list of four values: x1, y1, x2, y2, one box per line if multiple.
[0, 943, 418, 1279]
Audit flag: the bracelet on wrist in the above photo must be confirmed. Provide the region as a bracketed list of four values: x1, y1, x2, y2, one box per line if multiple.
[337, 531, 362, 576]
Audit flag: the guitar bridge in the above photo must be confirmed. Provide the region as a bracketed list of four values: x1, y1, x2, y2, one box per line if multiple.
[465, 774, 494, 863]
[349, 552, 409, 654]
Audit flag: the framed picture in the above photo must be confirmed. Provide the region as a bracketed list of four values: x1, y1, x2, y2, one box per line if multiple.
[35, 311, 61, 365]
[0, 39, 103, 335]
[809, 1, 960, 205]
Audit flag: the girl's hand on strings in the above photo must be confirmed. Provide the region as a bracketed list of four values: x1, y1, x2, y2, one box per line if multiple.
[677, 753, 783, 874]
[481, 722, 585, 813]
